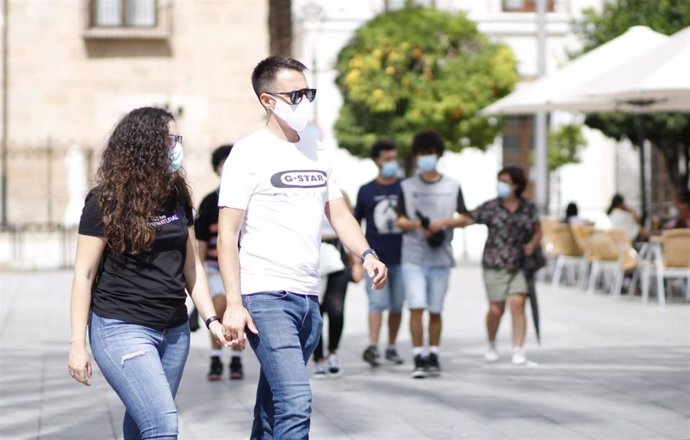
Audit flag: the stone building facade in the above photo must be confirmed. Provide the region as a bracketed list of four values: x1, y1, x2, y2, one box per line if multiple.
[1, 0, 268, 224]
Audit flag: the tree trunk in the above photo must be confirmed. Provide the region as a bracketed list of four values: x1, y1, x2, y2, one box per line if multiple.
[269, 0, 292, 56]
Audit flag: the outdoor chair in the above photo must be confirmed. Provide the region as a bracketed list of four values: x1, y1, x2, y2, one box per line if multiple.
[585, 229, 637, 296]
[571, 223, 595, 287]
[538, 217, 561, 282]
[547, 223, 583, 288]
[642, 229, 690, 306]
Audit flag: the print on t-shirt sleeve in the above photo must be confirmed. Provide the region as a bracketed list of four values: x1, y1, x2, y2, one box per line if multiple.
[218, 144, 254, 210]
[78, 190, 105, 237]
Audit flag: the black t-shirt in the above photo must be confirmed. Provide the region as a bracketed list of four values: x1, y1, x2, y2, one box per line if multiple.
[79, 189, 194, 330]
[194, 189, 220, 268]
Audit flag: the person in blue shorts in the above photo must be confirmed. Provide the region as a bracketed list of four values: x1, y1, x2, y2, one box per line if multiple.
[355, 139, 405, 367]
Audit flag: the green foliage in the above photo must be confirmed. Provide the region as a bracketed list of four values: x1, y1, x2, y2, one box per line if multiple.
[572, 0, 690, 190]
[334, 7, 518, 159]
[548, 124, 586, 171]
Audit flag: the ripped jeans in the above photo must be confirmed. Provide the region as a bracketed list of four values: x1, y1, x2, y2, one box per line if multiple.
[89, 312, 190, 440]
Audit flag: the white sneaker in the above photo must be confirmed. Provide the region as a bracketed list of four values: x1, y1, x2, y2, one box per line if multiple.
[511, 347, 527, 365]
[313, 361, 328, 379]
[484, 347, 499, 363]
[327, 354, 342, 377]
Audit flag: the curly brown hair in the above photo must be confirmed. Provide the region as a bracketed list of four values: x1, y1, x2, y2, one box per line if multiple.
[96, 107, 192, 255]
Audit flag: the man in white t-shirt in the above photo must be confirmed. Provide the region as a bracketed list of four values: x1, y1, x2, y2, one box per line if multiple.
[216, 56, 388, 439]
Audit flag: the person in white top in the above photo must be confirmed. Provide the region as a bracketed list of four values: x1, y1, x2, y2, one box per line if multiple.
[216, 56, 387, 439]
[606, 194, 644, 241]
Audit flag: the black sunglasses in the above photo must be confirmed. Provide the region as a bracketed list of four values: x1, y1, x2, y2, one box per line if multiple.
[268, 88, 317, 105]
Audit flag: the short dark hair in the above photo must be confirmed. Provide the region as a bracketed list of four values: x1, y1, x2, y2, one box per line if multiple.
[370, 139, 397, 160]
[211, 144, 233, 170]
[498, 166, 528, 196]
[565, 202, 579, 218]
[251, 56, 308, 97]
[411, 130, 445, 156]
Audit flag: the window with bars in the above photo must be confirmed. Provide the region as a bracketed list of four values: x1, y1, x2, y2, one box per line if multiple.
[91, 0, 157, 28]
[502, 0, 555, 12]
[84, 0, 169, 40]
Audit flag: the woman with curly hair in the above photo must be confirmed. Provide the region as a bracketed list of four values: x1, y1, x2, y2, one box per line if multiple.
[67, 107, 227, 439]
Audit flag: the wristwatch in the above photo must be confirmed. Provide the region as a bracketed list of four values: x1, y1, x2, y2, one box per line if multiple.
[361, 247, 379, 262]
[205, 315, 221, 329]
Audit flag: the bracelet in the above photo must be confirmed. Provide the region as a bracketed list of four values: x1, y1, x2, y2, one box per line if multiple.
[360, 248, 379, 262]
[205, 315, 221, 329]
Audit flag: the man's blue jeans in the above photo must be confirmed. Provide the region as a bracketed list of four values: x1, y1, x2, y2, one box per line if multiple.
[243, 291, 322, 440]
[89, 313, 190, 440]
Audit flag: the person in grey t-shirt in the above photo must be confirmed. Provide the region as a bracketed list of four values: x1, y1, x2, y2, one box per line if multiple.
[396, 130, 467, 379]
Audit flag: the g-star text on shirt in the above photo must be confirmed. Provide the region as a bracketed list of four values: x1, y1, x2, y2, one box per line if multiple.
[270, 170, 327, 189]
[150, 213, 180, 226]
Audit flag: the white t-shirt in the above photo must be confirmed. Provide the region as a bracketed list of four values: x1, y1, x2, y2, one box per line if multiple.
[218, 128, 342, 296]
[608, 208, 640, 241]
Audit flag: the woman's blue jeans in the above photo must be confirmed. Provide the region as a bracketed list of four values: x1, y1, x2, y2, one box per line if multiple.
[243, 291, 323, 440]
[89, 312, 190, 440]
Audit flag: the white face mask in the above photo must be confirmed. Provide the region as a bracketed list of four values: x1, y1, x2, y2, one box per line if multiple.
[169, 142, 184, 172]
[270, 96, 313, 132]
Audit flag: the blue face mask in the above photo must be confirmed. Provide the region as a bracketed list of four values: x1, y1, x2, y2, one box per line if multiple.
[416, 154, 438, 172]
[380, 161, 399, 178]
[497, 181, 512, 198]
[169, 142, 184, 172]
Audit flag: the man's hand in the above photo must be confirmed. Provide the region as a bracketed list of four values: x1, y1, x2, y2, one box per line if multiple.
[222, 304, 259, 351]
[363, 255, 387, 290]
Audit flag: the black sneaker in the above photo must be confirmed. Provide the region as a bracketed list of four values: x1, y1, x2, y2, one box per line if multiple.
[385, 347, 404, 365]
[362, 345, 380, 367]
[229, 356, 244, 380]
[207, 356, 223, 381]
[410, 355, 428, 379]
[426, 353, 441, 377]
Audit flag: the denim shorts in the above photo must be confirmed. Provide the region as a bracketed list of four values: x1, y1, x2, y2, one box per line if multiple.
[365, 264, 404, 313]
[401, 263, 451, 314]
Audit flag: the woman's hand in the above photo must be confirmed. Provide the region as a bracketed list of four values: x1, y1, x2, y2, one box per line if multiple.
[208, 320, 231, 348]
[523, 242, 537, 257]
[68, 342, 93, 386]
[222, 304, 258, 351]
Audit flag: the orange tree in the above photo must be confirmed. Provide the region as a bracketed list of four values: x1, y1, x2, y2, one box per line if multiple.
[334, 7, 518, 160]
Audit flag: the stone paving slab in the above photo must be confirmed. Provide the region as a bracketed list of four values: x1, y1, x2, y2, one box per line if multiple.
[1, 265, 689, 440]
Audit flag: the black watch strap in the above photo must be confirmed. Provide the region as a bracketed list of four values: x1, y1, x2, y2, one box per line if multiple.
[205, 315, 221, 329]
[361, 248, 379, 262]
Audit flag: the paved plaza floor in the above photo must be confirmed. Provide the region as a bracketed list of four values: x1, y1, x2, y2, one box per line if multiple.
[1, 264, 688, 440]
